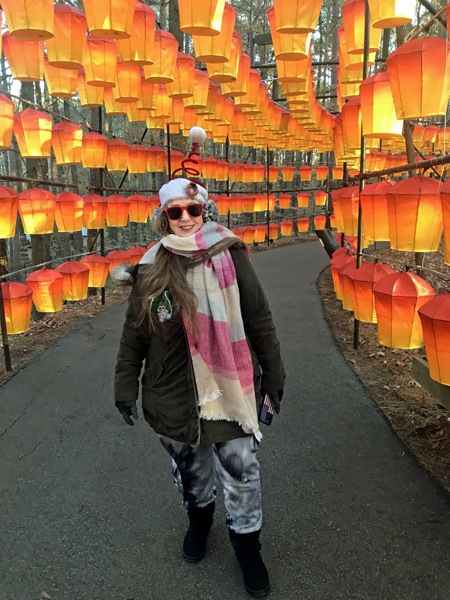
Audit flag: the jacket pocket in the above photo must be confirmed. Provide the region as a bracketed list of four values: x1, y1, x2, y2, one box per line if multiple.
[142, 359, 164, 388]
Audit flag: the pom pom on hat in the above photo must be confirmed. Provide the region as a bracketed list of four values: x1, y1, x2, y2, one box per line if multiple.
[189, 126, 207, 145]
[159, 177, 208, 209]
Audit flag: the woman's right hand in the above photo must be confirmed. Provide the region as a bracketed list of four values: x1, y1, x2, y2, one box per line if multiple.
[115, 401, 139, 426]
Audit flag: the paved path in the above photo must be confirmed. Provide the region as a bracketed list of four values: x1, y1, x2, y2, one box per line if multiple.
[2, 241, 450, 600]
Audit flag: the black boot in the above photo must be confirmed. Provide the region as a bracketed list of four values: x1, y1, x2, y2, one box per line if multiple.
[229, 529, 270, 598]
[183, 501, 215, 563]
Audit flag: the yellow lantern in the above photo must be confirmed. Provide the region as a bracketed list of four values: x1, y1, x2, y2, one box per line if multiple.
[114, 62, 142, 103]
[83, 36, 117, 88]
[3, 33, 44, 81]
[268, 7, 311, 61]
[206, 30, 242, 84]
[80, 254, 110, 288]
[338, 25, 376, 71]
[81, 132, 108, 169]
[192, 2, 236, 63]
[116, 1, 156, 66]
[46, 5, 87, 69]
[234, 69, 261, 109]
[143, 30, 178, 84]
[135, 76, 156, 110]
[221, 52, 251, 98]
[166, 52, 196, 99]
[26, 269, 64, 313]
[272, 0, 322, 34]
[44, 57, 77, 98]
[55, 192, 84, 233]
[77, 69, 104, 107]
[18, 188, 56, 234]
[179, 0, 226, 36]
[55, 261, 90, 302]
[184, 68, 210, 110]
[14, 109, 52, 158]
[82, 194, 108, 229]
[152, 84, 172, 118]
[128, 144, 148, 174]
[106, 195, 130, 227]
[0, 95, 15, 150]
[106, 139, 129, 173]
[314, 191, 327, 206]
[360, 72, 403, 139]
[2, 0, 54, 40]
[127, 102, 148, 123]
[83, 0, 135, 39]
[0, 282, 33, 334]
[299, 165, 312, 181]
[368, 0, 415, 28]
[148, 146, 166, 172]
[128, 195, 150, 223]
[104, 87, 127, 115]
[52, 123, 83, 165]
[342, 0, 382, 55]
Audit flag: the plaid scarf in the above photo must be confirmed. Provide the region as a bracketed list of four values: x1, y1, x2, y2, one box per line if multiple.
[140, 222, 261, 441]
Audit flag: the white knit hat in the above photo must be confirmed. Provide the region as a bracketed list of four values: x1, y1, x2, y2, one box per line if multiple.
[159, 177, 208, 209]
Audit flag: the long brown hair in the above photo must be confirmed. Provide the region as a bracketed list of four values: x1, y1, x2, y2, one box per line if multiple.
[137, 210, 244, 342]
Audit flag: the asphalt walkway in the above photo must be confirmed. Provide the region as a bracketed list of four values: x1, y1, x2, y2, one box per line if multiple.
[2, 240, 450, 600]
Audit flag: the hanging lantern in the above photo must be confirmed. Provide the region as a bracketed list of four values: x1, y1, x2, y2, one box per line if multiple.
[221, 52, 251, 97]
[386, 38, 450, 120]
[268, 7, 311, 61]
[83, 0, 135, 39]
[272, 0, 322, 33]
[83, 37, 117, 88]
[314, 191, 327, 206]
[214, 195, 229, 215]
[0, 282, 33, 334]
[46, 5, 87, 69]
[297, 192, 309, 208]
[77, 69, 104, 107]
[18, 188, 55, 234]
[148, 146, 166, 172]
[330, 251, 353, 299]
[55, 261, 90, 301]
[165, 150, 184, 175]
[332, 166, 344, 180]
[268, 223, 279, 240]
[127, 195, 150, 223]
[297, 217, 310, 233]
[339, 186, 359, 236]
[143, 30, 178, 84]
[128, 103, 149, 123]
[104, 87, 127, 115]
[253, 164, 265, 183]
[234, 68, 261, 110]
[114, 62, 141, 103]
[314, 215, 326, 230]
[368, 0, 415, 28]
[192, 2, 235, 63]
[151, 84, 172, 118]
[386, 177, 443, 252]
[243, 225, 255, 244]
[315, 165, 328, 180]
[166, 52, 196, 100]
[107, 250, 131, 275]
[254, 194, 266, 212]
[338, 258, 358, 311]
[0, 95, 14, 151]
[360, 72, 403, 139]
[342, 0, 382, 55]
[14, 109, 51, 158]
[242, 164, 254, 183]
[202, 157, 218, 179]
[351, 262, 395, 323]
[179, 0, 226, 35]
[148, 195, 160, 218]
[268, 165, 279, 182]
[374, 272, 435, 349]
[281, 220, 294, 236]
[418, 294, 450, 386]
[0, 186, 18, 239]
[2, 0, 54, 40]
[330, 214, 336, 228]
[82, 194, 108, 229]
[230, 195, 242, 214]
[441, 178, 450, 266]
[127, 144, 148, 174]
[268, 194, 277, 210]
[52, 123, 83, 166]
[229, 162, 244, 182]
[107, 195, 130, 227]
[116, 1, 156, 65]
[231, 227, 245, 241]
[135, 76, 156, 111]
[242, 194, 254, 213]
[126, 246, 146, 265]
[254, 225, 267, 242]
[82, 132, 108, 169]
[184, 69, 210, 110]
[215, 161, 229, 181]
[106, 139, 129, 173]
[359, 180, 393, 242]
[55, 192, 83, 233]
[282, 165, 295, 182]
[80, 254, 110, 288]
[44, 57, 77, 97]
[299, 165, 312, 181]
[206, 30, 242, 84]
[278, 194, 291, 209]
[26, 269, 64, 313]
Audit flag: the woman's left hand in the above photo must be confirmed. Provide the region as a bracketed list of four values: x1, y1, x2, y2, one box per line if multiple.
[261, 390, 283, 414]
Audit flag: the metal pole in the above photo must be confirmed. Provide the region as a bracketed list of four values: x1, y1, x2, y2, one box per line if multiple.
[226, 136, 231, 230]
[353, 0, 370, 351]
[266, 145, 270, 246]
[98, 107, 106, 306]
[0, 282, 12, 371]
[166, 124, 171, 181]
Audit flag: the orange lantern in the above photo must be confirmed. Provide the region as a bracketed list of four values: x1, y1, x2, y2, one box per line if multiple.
[253, 164, 265, 182]
[82, 194, 108, 229]
[80, 254, 110, 288]
[368, 0, 415, 28]
[14, 109, 51, 158]
[338, 258, 358, 311]
[0, 95, 14, 150]
[268, 7, 311, 61]
[216, 161, 229, 181]
[374, 271, 435, 349]
[148, 195, 160, 218]
[386, 38, 450, 120]
[127, 144, 148, 174]
[441, 178, 450, 266]
[229, 162, 244, 182]
[52, 123, 83, 166]
[2, 0, 53, 40]
[166, 52, 196, 99]
[330, 251, 353, 299]
[55, 261, 90, 301]
[166, 150, 184, 175]
[278, 194, 291, 209]
[360, 72, 403, 139]
[0, 282, 33, 334]
[268, 223, 279, 240]
[314, 191, 327, 206]
[206, 30, 242, 83]
[272, 0, 322, 33]
[282, 165, 295, 182]
[114, 62, 142, 103]
[297, 216, 310, 232]
[116, 1, 156, 65]
[83, 37, 117, 88]
[151, 84, 172, 118]
[143, 30, 178, 84]
[241, 164, 253, 183]
[243, 225, 255, 244]
[107, 195, 130, 227]
[359, 180, 393, 242]
[83, 0, 135, 39]
[106, 139, 129, 173]
[107, 250, 130, 274]
[351, 262, 395, 323]
[232, 227, 245, 241]
[230, 195, 242, 214]
[26, 269, 64, 313]
[234, 69, 261, 109]
[184, 69, 210, 109]
[148, 146, 166, 172]
[202, 157, 218, 179]
[281, 220, 294, 236]
[128, 195, 150, 223]
[268, 165, 279, 182]
[419, 294, 450, 385]
[330, 214, 336, 228]
[268, 194, 277, 210]
[243, 194, 255, 212]
[82, 132, 108, 169]
[46, 5, 86, 69]
[332, 166, 344, 180]
[179, 0, 226, 35]
[192, 2, 235, 63]
[253, 194, 266, 212]
[299, 165, 312, 181]
[315, 165, 329, 180]
[55, 192, 83, 233]
[214, 194, 230, 215]
[297, 193, 309, 208]
[221, 52, 251, 98]
[387, 177, 443, 252]
[339, 186, 359, 236]
[43, 57, 77, 98]
[18, 188, 55, 234]
[254, 225, 267, 242]
[104, 87, 127, 115]
[77, 69, 104, 107]
[2, 33, 44, 81]
[314, 215, 326, 230]
[0, 186, 18, 239]
[342, 0, 382, 55]
[126, 246, 146, 264]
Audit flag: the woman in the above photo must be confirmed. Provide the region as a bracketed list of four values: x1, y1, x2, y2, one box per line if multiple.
[114, 176, 285, 598]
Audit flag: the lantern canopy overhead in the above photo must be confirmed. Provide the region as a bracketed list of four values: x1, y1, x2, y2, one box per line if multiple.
[3, 33, 44, 81]
[116, 1, 156, 66]
[2, 0, 54, 40]
[272, 0, 323, 34]
[368, 0, 415, 29]
[192, 2, 236, 63]
[360, 72, 403, 139]
[83, 0, 135, 39]
[179, 0, 226, 36]
[46, 5, 87, 69]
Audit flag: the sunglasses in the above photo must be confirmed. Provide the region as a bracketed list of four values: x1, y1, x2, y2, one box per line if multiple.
[164, 204, 204, 220]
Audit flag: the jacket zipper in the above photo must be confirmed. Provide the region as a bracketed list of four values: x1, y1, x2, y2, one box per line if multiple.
[181, 321, 202, 447]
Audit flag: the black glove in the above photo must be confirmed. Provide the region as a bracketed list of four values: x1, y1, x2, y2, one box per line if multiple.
[115, 401, 139, 426]
[261, 390, 283, 414]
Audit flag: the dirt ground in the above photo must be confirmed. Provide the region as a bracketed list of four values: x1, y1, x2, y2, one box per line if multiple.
[319, 240, 450, 493]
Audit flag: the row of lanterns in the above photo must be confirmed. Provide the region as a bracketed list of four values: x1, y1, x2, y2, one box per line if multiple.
[230, 215, 326, 243]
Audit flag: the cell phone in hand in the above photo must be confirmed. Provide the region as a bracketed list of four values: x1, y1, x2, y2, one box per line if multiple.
[259, 394, 274, 426]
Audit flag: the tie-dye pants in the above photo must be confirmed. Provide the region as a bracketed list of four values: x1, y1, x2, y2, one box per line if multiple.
[160, 435, 262, 534]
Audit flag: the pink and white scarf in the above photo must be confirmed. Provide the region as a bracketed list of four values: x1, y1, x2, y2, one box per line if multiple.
[140, 222, 261, 440]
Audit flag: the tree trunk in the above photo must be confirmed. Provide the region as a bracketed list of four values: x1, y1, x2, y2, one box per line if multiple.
[168, 0, 183, 50]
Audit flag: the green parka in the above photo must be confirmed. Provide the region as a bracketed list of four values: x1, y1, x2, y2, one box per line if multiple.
[114, 242, 285, 446]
